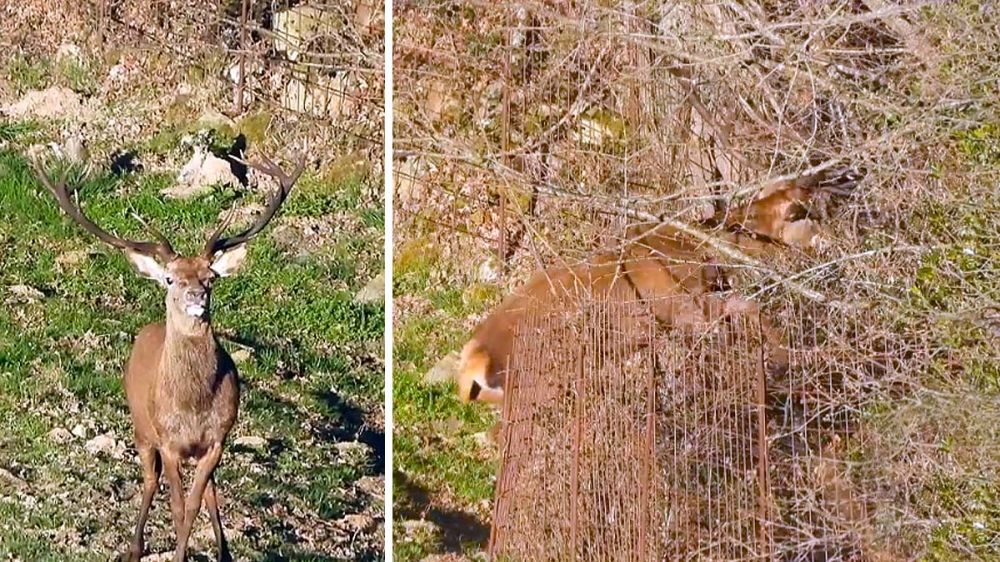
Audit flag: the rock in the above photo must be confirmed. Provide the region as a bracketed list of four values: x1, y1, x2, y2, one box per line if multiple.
[335, 441, 370, 462]
[570, 110, 626, 147]
[71, 424, 88, 439]
[230, 348, 252, 364]
[48, 427, 73, 444]
[393, 157, 424, 207]
[2, 86, 97, 121]
[233, 435, 267, 449]
[0, 468, 27, 491]
[6, 285, 45, 304]
[197, 109, 236, 130]
[84, 433, 118, 456]
[355, 475, 383, 499]
[477, 257, 500, 283]
[424, 351, 460, 385]
[280, 75, 347, 120]
[62, 135, 89, 165]
[272, 5, 337, 61]
[338, 513, 375, 532]
[165, 146, 240, 199]
[354, 272, 385, 304]
[55, 44, 83, 64]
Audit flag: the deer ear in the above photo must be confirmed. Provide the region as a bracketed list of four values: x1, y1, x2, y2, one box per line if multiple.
[125, 251, 168, 286]
[210, 244, 248, 277]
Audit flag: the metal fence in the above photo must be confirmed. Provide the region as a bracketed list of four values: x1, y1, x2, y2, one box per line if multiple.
[93, 0, 382, 147]
[489, 297, 902, 561]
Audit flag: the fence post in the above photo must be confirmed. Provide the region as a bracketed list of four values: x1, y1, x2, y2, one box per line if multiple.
[233, 0, 251, 115]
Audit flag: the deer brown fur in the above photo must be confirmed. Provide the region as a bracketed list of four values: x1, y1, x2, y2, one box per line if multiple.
[34, 157, 304, 562]
[457, 169, 858, 404]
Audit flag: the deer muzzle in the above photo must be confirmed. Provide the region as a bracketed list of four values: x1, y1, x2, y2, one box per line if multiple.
[183, 289, 208, 318]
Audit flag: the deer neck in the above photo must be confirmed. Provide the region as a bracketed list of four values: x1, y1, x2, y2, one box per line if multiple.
[159, 309, 220, 395]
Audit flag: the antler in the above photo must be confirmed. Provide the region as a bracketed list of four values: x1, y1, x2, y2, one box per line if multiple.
[33, 163, 177, 261]
[202, 155, 305, 257]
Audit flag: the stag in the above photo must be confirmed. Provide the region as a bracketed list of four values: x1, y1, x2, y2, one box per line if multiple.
[34, 156, 304, 562]
[456, 169, 859, 404]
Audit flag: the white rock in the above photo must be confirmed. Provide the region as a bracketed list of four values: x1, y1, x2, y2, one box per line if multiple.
[7, 285, 44, 303]
[424, 351, 460, 385]
[165, 146, 240, 199]
[48, 427, 73, 444]
[71, 424, 88, 439]
[272, 5, 335, 61]
[354, 272, 385, 304]
[231, 348, 252, 364]
[281, 74, 347, 120]
[477, 257, 500, 283]
[56, 44, 83, 63]
[84, 433, 117, 456]
[196, 109, 235, 130]
[233, 435, 267, 449]
[2, 87, 97, 121]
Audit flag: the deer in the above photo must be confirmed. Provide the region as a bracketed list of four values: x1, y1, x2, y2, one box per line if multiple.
[456, 168, 859, 405]
[33, 156, 304, 562]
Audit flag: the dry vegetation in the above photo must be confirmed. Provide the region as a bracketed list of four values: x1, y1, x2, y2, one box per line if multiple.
[394, 1, 998, 560]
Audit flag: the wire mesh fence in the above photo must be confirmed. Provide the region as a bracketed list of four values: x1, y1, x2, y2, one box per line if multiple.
[489, 296, 911, 561]
[84, 0, 383, 148]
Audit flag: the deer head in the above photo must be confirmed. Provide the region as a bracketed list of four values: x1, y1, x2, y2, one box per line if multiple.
[34, 157, 305, 334]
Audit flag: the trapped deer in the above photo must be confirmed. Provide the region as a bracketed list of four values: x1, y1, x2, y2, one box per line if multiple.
[457, 168, 859, 404]
[34, 156, 304, 562]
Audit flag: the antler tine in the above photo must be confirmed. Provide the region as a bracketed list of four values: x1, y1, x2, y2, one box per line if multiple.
[33, 162, 177, 261]
[203, 155, 305, 257]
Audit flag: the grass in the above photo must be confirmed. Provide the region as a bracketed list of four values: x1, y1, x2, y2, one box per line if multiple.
[7, 52, 98, 95]
[391, 242, 501, 561]
[0, 144, 385, 560]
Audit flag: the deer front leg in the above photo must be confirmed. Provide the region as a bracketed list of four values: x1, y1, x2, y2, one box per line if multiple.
[172, 442, 224, 562]
[122, 446, 161, 562]
[160, 450, 187, 539]
[203, 474, 232, 562]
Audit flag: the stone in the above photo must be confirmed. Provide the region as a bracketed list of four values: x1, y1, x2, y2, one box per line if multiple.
[165, 146, 240, 199]
[55, 44, 83, 63]
[7, 285, 45, 304]
[48, 427, 73, 444]
[272, 5, 337, 61]
[84, 433, 117, 456]
[280, 74, 348, 120]
[354, 272, 385, 304]
[230, 348, 252, 364]
[423, 351, 460, 385]
[196, 109, 236, 130]
[233, 435, 267, 449]
[2, 87, 97, 121]
[71, 424, 88, 439]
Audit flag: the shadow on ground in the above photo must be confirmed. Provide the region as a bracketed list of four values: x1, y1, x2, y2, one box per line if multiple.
[395, 470, 490, 553]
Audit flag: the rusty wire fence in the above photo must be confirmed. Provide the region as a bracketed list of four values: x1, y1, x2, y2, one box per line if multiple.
[489, 297, 915, 561]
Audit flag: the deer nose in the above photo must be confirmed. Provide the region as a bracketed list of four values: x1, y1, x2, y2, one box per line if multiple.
[186, 288, 207, 304]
